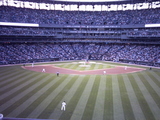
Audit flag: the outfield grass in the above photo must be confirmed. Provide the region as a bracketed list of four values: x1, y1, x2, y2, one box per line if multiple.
[0, 61, 160, 120]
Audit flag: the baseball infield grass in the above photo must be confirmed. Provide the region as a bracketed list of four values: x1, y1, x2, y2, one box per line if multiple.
[0, 60, 160, 120]
[55, 62, 113, 71]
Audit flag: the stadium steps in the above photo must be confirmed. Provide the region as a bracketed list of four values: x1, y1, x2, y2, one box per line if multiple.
[70, 43, 79, 57]
[117, 45, 125, 51]
[104, 45, 112, 54]
[97, 44, 101, 53]
[59, 44, 68, 54]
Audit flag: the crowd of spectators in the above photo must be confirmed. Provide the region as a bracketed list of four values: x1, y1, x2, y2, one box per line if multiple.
[0, 27, 55, 36]
[1, 26, 160, 38]
[0, 6, 160, 25]
[1, 6, 160, 38]
[127, 28, 160, 37]
[0, 6, 159, 67]
[0, 43, 159, 66]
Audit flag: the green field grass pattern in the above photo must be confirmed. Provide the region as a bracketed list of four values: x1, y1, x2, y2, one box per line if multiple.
[0, 62, 160, 120]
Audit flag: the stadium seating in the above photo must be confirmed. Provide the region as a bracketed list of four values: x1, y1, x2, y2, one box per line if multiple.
[0, 6, 159, 67]
[0, 43, 159, 67]
[0, 6, 160, 25]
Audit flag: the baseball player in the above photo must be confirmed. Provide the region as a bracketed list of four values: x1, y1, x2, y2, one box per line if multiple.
[125, 66, 127, 70]
[61, 101, 66, 111]
[57, 71, 59, 76]
[32, 63, 34, 67]
[42, 68, 46, 72]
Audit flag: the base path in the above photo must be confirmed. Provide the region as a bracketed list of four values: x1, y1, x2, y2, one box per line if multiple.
[24, 65, 145, 75]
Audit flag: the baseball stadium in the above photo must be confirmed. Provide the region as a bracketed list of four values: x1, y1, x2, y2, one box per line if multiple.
[0, 0, 160, 120]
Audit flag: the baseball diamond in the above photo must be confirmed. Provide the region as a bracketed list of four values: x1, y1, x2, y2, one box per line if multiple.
[0, 61, 160, 120]
[24, 61, 145, 75]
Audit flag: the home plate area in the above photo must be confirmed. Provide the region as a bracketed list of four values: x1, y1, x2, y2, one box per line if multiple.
[79, 61, 91, 67]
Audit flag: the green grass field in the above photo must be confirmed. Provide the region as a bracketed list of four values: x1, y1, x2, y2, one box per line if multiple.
[0, 61, 160, 120]
[54, 62, 114, 71]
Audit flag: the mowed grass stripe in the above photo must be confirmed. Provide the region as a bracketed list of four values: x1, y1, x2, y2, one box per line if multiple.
[79, 63, 95, 71]
[62, 74, 89, 119]
[38, 76, 78, 118]
[76, 64, 88, 71]
[118, 75, 135, 120]
[83, 63, 92, 71]
[151, 70, 160, 78]
[57, 63, 70, 68]
[0, 68, 24, 83]
[63, 63, 75, 69]
[27, 75, 76, 119]
[8, 74, 56, 117]
[88, 64, 96, 71]
[135, 73, 160, 120]
[82, 63, 97, 71]
[101, 64, 109, 69]
[133, 73, 160, 120]
[92, 75, 106, 120]
[122, 74, 145, 120]
[57, 75, 87, 120]
[0, 72, 42, 102]
[0, 62, 159, 120]
[0, 71, 28, 92]
[38, 74, 79, 119]
[71, 64, 81, 70]
[93, 63, 100, 70]
[17, 74, 68, 118]
[112, 75, 125, 120]
[0, 72, 36, 95]
[103, 75, 113, 120]
[138, 72, 160, 109]
[0, 71, 17, 79]
[148, 71, 160, 87]
[0, 66, 22, 76]
[81, 75, 100, 120]
[0, 68, 30, 88]
[129, 74, 155, 120]
[68, 63, 78, 69]
[61, 63, 78, 70]
[70, 75, 96, 120]
[0, 73, 50, 115]
[96, 64, 103, 69]
[0, 72, 39, 97]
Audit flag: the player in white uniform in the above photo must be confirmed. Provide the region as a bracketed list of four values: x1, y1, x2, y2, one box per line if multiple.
[42, 68, 46, 72]
[125, 66, 127, 70]
[61, 101, 66, 111]
[32, 63, 34, 67]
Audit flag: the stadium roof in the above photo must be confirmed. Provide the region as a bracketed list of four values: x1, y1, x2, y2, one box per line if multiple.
[17, 0, 158, 5]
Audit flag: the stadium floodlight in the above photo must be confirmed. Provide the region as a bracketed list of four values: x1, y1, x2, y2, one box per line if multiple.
[0, 22, 39, 27]
[54, 0, 128, 2]
[145, 24, 160, 27]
